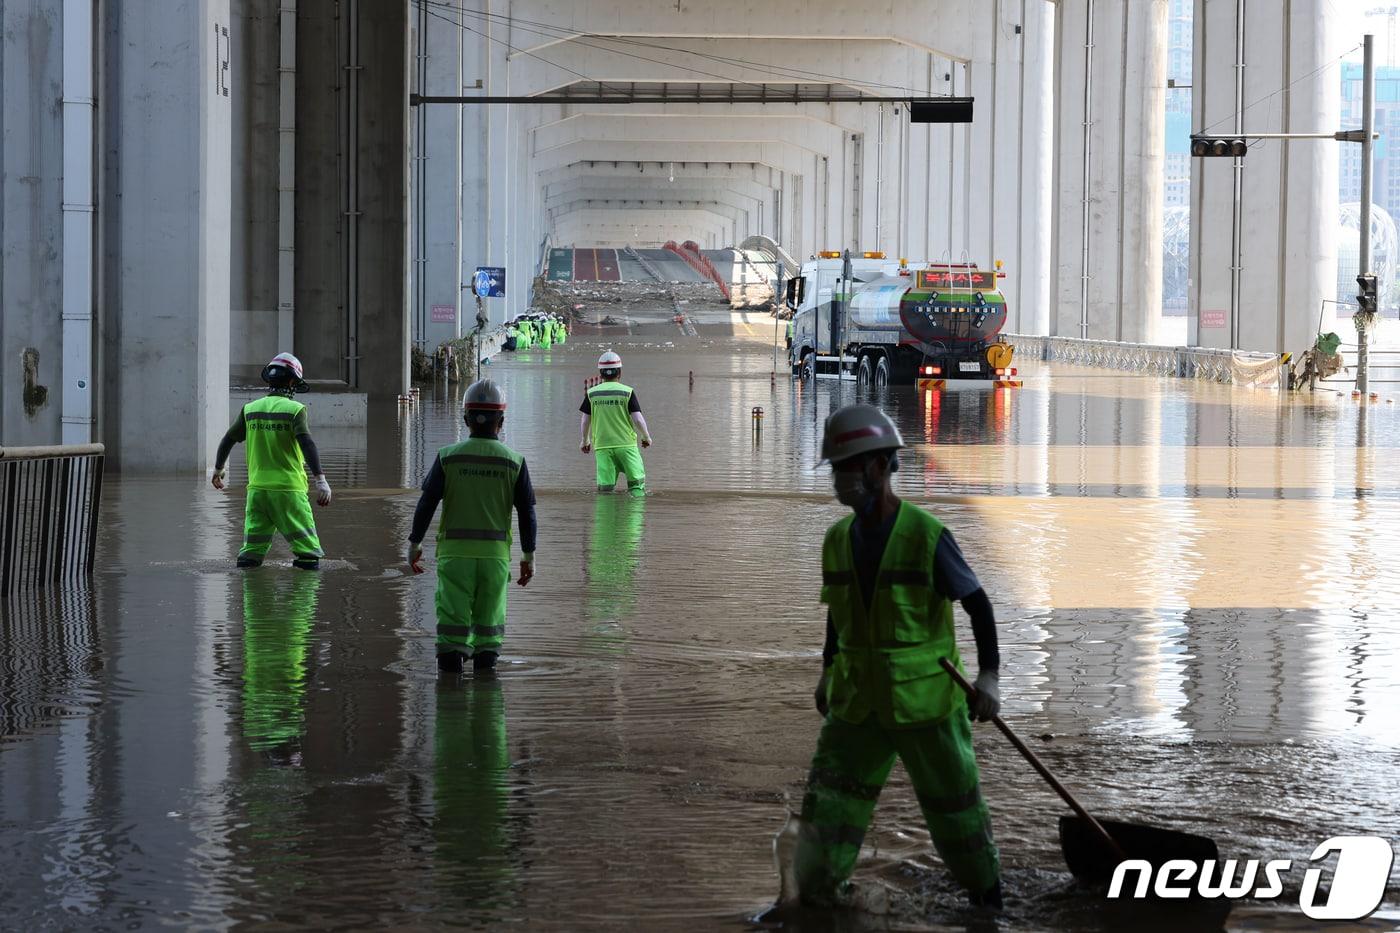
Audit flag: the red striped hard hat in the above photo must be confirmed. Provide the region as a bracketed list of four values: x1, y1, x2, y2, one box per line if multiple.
[820, 404, 905, 465]
[463, 379, 506, 412]
[267, 352, 304, 380]
[597, 351, 622, 370]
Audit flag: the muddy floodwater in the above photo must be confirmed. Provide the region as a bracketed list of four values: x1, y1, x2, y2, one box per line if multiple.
[4, 322, 1400, 930]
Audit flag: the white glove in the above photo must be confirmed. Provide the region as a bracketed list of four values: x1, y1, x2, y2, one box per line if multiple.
[313, 474, 332, 506]
[211, 467, 227, 490]
[407, 541, 424, 573]
[970, 669, 1001, 722]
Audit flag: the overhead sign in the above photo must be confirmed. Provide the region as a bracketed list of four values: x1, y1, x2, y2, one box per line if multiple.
[473, 267, 505, 298]
[916, 269, 995, 290]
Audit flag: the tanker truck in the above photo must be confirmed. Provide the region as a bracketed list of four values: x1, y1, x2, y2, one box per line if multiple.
[786, 250, 1019, 388]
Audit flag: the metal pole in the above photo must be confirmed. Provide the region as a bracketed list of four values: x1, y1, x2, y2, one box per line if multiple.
[1230, 0, 1246, 350]
[1358, 34, 1375, 395]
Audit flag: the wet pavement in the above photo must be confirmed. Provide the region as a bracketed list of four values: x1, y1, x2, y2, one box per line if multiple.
[4, 321, 1400, 930]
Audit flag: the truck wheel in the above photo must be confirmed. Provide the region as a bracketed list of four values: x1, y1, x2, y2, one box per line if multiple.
[875, 356, 891, 387]
[856, 356, 874, 386]
[800, 351, 815, 381]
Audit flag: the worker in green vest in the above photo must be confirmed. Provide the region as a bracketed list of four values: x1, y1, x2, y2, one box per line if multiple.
[537, 316, 553, 350]
[554, 315, 567, 345]
[792, 403, 1003, 910]
[212, 352, 333, 570]
[407, 379, 537, 674]
[580, 350, 652, 496]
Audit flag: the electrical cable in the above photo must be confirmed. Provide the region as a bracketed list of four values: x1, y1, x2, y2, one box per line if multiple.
[1200, 43, 1361, 135]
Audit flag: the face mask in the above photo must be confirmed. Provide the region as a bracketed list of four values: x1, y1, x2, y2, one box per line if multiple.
[833, 465, 877, 511]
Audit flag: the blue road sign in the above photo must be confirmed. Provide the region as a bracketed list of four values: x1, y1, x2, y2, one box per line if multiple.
[473, 267, 505, 298]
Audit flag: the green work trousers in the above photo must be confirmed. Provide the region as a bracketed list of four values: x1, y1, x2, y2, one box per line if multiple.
[594, 445, 646, 496]
[239, 488, 323, 563]
[795, 710, 1000, 903]
[436, 556, 510, 654]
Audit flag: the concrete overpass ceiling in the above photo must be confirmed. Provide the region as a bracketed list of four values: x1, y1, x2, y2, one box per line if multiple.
[530, 140, 818, 176]
[487, 0, 986, 59]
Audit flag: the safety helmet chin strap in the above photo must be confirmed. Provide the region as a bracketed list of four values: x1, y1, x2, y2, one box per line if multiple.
[268, 385, 298, 399]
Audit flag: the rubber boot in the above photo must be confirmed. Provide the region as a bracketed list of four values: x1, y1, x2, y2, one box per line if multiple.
[292, 555, 320, 571]
[437, 651, 465, 674]
[968, 880, 1003, 910]
[472, 650, 498, 672]
[237, 557, 263, 568]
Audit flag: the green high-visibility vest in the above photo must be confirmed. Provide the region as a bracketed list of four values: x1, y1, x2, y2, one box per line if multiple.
[587, 381, 637, 449]
[437, 437, 522, 560]
[244, 395, 308, 491]
[821, 502, 965, 728]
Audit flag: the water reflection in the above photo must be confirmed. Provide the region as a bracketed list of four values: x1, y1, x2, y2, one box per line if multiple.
[584, 494, 646, 634]
[241, 572, 319, 761]
[432, 678, 524, 914]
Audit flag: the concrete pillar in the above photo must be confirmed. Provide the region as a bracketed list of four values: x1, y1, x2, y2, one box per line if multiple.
[296, 0, 408, 396]
[99, 0, 232, 470]
[230, 0, 281, 380]
[0, 0, 64, 446]
[412, 0, 464, 349]
[1190, 0, 1339, 355]
[1052, 0, 1167, 342]
[1020, 0, 1056, 336]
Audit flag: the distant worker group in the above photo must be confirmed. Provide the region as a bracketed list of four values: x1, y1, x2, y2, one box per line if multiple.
[504, 313, 567, 351]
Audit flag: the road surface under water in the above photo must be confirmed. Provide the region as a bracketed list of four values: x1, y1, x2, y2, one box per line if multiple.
[3, 321, 1400, 930]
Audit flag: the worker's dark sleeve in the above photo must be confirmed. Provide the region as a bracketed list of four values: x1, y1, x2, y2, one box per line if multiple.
[822, 610, 838, 668]
[213, 407, 247, 470]
[578, 395, 591, 415]
[628, 390, 641, 414]
[960, 588, 1000, 673]
[932, 531, 982, 601]
[409, 456, 446, 544]
[295, 434, 323, 475]
[514, 459, 538, 555]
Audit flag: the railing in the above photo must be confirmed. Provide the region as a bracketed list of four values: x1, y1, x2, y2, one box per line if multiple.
[0, 444, 105, 597]
[664, 240, 732, 300]
[1317, 345, 1400, 387]
[1006, 335, 1283, 387]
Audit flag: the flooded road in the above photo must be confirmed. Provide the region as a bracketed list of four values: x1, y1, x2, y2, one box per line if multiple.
[4, 323, 1400, 930]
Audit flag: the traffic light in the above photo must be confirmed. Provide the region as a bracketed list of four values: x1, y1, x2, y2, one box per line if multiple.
[1190, 135, 1248, 158]
[1356, 272, 1379, 314]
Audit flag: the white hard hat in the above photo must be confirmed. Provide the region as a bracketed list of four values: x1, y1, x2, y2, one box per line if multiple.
[820, 404, 905, 465]
[262, 351, 308, 390]
[598, 350, 622, 370]
[266, 352, 304, 379]
[462, 379, 506, 414]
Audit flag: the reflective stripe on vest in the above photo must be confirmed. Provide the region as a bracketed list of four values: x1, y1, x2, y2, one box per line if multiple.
[587, 381, 637, 449]
[437, 437, 522, 560]
[243, 395, 307, 490]
[820, 502, 964, 728]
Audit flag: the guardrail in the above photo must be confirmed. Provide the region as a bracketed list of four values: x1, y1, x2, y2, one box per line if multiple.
[1006, 335, 1283, 387]
[1318, 345, 1400, 386]
[1, 444, 104, 597]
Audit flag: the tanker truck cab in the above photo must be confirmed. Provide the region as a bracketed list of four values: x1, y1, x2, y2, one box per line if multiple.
[789, 251, 1020, 389]
[787, 251, 896, 380]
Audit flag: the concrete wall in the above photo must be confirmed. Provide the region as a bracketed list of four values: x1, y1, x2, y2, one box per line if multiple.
[99, 0, 232, 470]
[230, 0, 280, 379]
[296, 0, 410, 395]
[1190, 0, 1340, 355]
[0, 0, 65, 446]
[1052, 0, 1168, 342]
